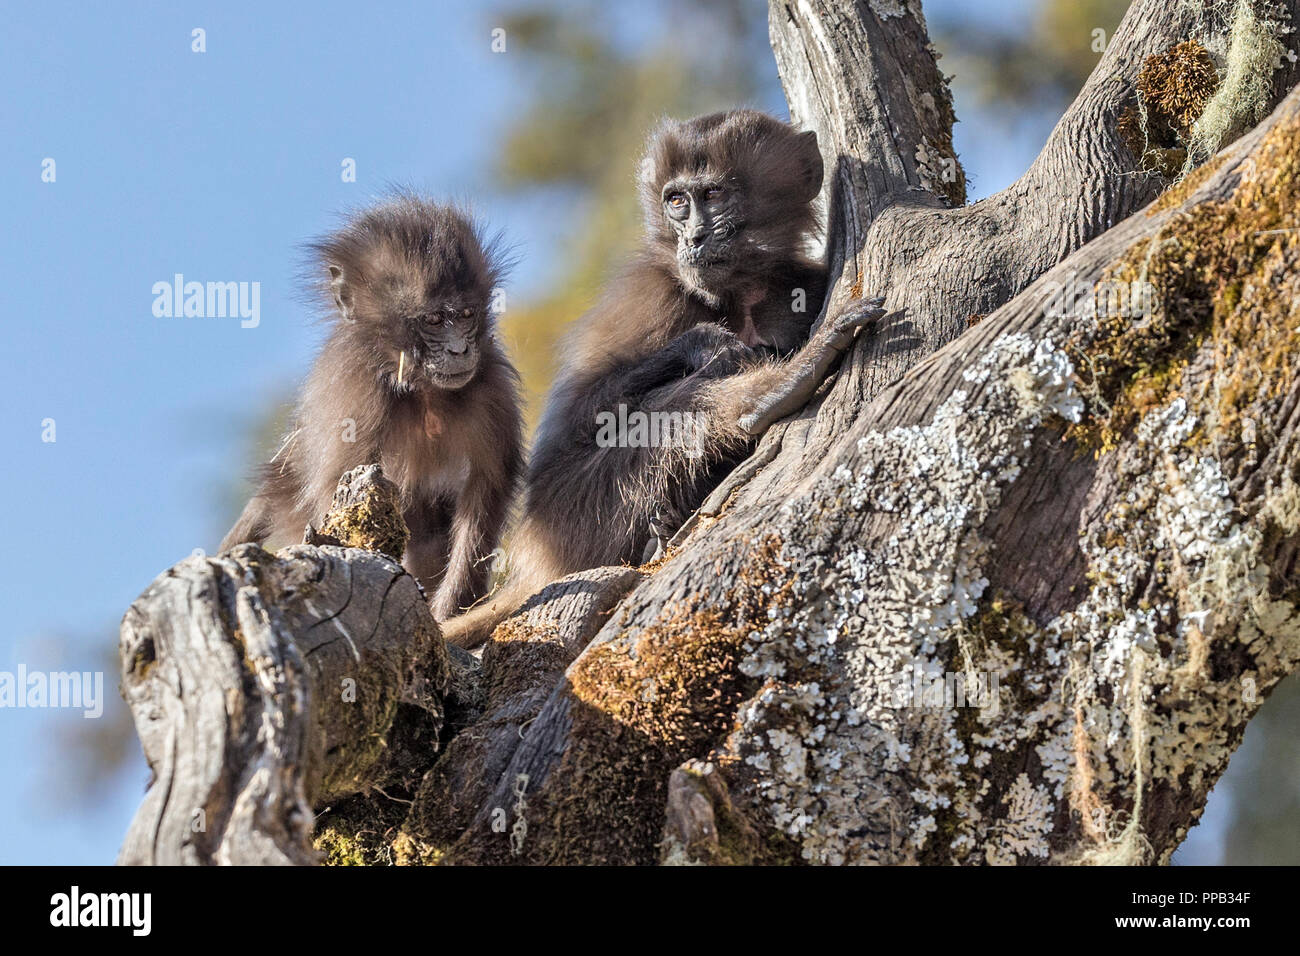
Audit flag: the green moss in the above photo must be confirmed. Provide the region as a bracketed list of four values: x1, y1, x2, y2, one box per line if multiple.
[1068, 112, 1300, 456]
[1147, 150, 1230, 214]
[313, 827, 372, 866]
[391, 831, 445, 866]
[528, 606, 752, 865]
[1118, 40, 1221, 178]
[313, 792, 407, 866]
[481, 619, 572, 703]
[317, 684, 403, 801]
[313, 789, 451, 866]
[317, 496, 409, 562]
[450, 537, 797, 865]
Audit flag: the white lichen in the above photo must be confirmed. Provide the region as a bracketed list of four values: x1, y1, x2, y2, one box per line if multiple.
[735, 334, 1084, 863]
[726, 304, 1300, 866]
[985, 773, 1054, 864]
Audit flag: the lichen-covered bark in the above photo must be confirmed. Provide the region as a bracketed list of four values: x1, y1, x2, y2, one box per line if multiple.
[768, 0, 1300, 442]
[432, 50, 1300, 866]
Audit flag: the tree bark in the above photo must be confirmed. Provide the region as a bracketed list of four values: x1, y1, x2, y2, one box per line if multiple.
[118, 467, 452, 865]
[119, 0, 1300, 865]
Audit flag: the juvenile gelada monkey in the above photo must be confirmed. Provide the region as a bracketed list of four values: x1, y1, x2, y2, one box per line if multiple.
[442, 110, 882, 648]
[221, 195, 524, 620]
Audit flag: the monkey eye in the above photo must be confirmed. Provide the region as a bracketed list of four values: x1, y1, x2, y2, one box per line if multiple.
[665, 192, 688, 210]
[461, 307, 473, 317]
[422, 313, 445, 327]
[704, 187, 725, 201]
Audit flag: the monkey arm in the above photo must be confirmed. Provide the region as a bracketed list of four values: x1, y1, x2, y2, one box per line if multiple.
[582, 322, 757, 412]
[219, 446, 308, 552]
[735, 296, 885, 436]
[521, 322, 801, 574]
[430, 468, 516, 621]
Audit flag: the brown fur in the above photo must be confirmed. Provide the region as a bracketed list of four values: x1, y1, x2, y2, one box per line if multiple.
[221, 195, 524, 620]
[442, 111, 830, 648]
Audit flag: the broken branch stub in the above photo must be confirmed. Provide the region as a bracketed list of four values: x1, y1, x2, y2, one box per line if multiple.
[118, 464, 448, 865]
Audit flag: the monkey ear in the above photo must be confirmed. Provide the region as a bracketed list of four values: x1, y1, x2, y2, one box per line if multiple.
[794, 129, 824, 204]
[329, 265, 355, 321]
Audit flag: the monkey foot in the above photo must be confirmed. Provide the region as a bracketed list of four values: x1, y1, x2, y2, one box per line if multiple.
[819, 295, 886, 351]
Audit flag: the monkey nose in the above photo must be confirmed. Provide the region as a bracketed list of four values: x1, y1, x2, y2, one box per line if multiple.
[447, 342, 467, 356]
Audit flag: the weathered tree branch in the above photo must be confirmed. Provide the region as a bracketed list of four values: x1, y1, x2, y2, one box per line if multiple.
[118, 467, 450, 865]
[429, 80, 1300, 865]
[771, 0, 1300, 430]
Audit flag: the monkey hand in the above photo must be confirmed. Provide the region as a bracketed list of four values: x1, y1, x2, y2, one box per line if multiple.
[814, 295, 887, 352]
[639, 508, 679, 565]
[736, 295, 886, 436]
[682, 323, 762, 378]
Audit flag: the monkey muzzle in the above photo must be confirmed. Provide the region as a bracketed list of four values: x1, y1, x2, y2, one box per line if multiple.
[423, 348, 479, 390]
[678, 226, 736, 267]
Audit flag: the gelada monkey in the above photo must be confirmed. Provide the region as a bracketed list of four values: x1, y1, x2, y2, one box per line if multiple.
[222, 195, 524, 620]
[443, 110, 882, 648]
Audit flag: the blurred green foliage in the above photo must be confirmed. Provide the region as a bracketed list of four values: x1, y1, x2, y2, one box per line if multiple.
[935, 0, 1133, 112]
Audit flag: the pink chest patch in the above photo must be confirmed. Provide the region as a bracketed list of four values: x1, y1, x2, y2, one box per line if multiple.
[735, 289, 768, 347]
[423, 407, 444, 441]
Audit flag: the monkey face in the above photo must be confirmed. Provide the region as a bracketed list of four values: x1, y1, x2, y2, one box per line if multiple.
[405, 301, 483, 390]
[662, 178, 744, 275]
[374, 281, 488, 392]
[314, 196, 506, 395]
[641, 111, 825, 296]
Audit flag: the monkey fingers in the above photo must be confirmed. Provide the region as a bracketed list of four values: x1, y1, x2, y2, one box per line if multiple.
[640, 509, 677, 564]
[736, 296, 886, 436]
[818, 295, 887, 350]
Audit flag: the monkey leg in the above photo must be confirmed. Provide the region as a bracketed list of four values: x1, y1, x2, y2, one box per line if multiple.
[403, 501, 452, 602]
[735, 296, 885, 436]
[429, 474, 512, 620]
[220, 495, 273, 552]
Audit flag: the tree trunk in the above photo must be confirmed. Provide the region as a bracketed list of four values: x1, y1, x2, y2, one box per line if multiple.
[119, 0, 1300, 865]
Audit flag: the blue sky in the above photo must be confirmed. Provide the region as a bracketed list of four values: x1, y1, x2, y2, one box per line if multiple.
[0, 0, 1237, 864]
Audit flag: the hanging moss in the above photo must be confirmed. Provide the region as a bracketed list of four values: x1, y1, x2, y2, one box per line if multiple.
[1189, 0, 1289, 166]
